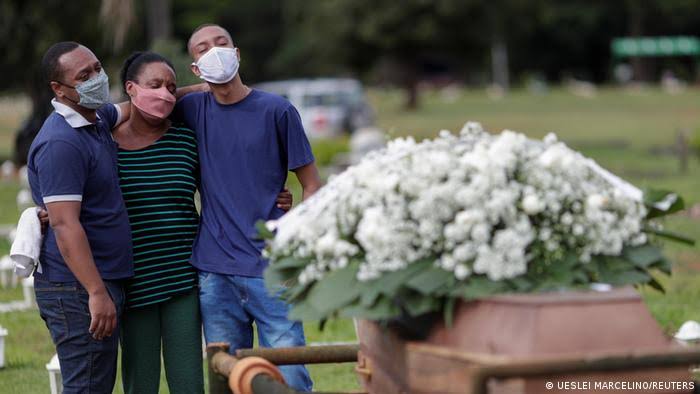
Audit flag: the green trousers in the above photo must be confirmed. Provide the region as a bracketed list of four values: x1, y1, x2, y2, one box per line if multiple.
[120, 289, 204, 394]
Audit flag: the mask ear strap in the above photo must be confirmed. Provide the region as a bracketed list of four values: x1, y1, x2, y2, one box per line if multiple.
[53, 81, 80, 105]
[62, 94, 80, 105]
[55, 80, 77, 89]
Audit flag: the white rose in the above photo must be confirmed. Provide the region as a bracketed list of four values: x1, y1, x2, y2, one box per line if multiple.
[522, 194, 544, 215]
[440, 255, 456, 270]
[586, 194, 608, 210]
[471, 223, 491, 243]
[561, 212, 574, 226]
[265, 220, 279, 232]
[455, 264, 470, 280]
[543, 133, 558, 145]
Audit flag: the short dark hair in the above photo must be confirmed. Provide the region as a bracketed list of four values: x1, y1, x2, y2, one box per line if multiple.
[120, 51, 176, 95]
[41, 41, 80, 83]
[187, 23, 232, 54]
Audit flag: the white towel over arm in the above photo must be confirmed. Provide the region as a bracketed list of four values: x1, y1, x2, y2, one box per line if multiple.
[10, 207, 43, 277]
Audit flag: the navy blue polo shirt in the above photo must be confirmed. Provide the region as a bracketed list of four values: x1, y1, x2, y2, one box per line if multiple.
[27, 101, 134, 282]
[171, 90, 314, 277]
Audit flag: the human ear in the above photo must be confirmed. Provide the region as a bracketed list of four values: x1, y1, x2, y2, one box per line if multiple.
[49, 81, 63, 98]
[190, 63, 201, 77]
[125, 81, 137, 99]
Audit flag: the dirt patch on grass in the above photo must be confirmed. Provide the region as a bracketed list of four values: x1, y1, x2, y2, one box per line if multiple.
[683, 203, 700, 220]
[672, 251, 700, 272]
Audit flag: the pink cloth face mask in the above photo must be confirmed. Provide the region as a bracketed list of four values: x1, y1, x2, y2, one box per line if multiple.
[130, 84, 176, 119]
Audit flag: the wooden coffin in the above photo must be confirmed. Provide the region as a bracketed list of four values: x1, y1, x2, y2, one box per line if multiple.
[356, 287, 695, 394]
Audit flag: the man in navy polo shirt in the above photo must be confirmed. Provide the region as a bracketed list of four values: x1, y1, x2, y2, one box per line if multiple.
[172, 24, 322, 391]
[28, 42, 132, 394]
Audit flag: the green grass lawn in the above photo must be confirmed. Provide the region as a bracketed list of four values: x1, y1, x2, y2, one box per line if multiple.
[0, 87, 700, 392]
[0, 309, 358, 394]
[370, 88, 700, 335]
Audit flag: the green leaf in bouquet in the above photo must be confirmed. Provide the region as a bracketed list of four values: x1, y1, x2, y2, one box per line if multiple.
[397, 291, 442, 317]
[360, 284, 382, 307]
[643, 189, 685, 219]
[454, 276, 509, 300]
[524, 252, 579, 290]
[289, 300, 325, 321]
[305, 263, 361, 315]
[644, 226, 696, 246]
[508, 276, 534, 292]
[264, 267, 292, 289]
[283, 281, 312, 303]
[596, 256, 650, 285]
[255, 220, 275, 240]
[583, 256, 603, 280]
[652, 256, 673, 275]
[374, 258, 433, 295]
[610, 270, 651, 286]
[272, 256, 310, 270]
[405, 266, 455, 295]
[339, 296, 400, 320]
[646, 277, 666, 294]
[443, 297, 456, 328]
[623, 244, 663, 268]
[264, 264, 298, 289]
[548, 256, 578, 282]
[264, 257, 314, 299]
[571, 269, 589, 284]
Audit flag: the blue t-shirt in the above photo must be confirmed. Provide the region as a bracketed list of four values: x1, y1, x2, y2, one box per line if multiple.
[27, 104, 134, 282]
[172, 90, 314, 277]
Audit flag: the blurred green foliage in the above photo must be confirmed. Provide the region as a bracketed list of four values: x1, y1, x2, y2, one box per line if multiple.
[309, 137, 350, 167]
[150, 39, 202, 87]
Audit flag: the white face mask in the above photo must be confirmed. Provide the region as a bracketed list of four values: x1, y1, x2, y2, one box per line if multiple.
[193, 47, 239, 84]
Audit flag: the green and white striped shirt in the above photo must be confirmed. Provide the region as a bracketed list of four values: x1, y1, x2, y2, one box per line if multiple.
[117, 125, 199, 309]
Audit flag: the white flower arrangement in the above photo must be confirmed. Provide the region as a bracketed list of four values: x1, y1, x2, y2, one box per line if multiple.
[261, 123, 692, 322]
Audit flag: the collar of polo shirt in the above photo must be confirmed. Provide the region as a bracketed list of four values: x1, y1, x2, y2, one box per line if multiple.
[51, 99, 101, 128]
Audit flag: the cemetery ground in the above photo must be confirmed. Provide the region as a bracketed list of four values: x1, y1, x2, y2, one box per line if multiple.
[0, 87, 699, 393]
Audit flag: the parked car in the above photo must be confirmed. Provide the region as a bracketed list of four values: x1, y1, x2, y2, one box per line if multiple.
[254, 78, 375, 138]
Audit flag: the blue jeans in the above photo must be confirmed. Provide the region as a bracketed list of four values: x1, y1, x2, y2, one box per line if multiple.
[198, 272, 313, 391]
[35, 279, 125, 394]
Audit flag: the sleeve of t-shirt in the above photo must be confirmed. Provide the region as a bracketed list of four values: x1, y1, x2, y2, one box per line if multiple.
[170, 94, 199, 128]
[34, 140, 88, 204]
[96, 103, 119, 129]
[278, 105, 315, 170]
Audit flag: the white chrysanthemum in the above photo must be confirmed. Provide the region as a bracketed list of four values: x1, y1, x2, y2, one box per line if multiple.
[267, 122, 648, 285]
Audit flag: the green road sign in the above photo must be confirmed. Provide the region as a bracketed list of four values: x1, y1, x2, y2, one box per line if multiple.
[612, 36, 700, 57]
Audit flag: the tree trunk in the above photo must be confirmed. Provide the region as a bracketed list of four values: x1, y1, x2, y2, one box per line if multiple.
[491, 37, 509, 91]
[13, 71, 53, 166]
[403, 78, 419, 111]
[488, 1, 509, 92]
[400, 62, 419, 111]
[147, 0, 173, 43]
[627, 0, 646, 81]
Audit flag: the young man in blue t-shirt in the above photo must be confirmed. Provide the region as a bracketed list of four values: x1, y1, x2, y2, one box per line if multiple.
[28, 42, 133, 393]
[171, 24, 322, 391]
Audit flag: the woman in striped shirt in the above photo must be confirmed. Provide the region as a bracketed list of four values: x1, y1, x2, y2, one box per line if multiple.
[112, 52, 291, 393]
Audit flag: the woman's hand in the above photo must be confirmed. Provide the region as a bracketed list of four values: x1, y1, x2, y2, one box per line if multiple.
[276, 188, 294, 212]
[37, 208, 49, 234]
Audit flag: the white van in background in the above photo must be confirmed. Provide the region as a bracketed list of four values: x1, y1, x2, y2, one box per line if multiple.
[255, 78, 375, 139]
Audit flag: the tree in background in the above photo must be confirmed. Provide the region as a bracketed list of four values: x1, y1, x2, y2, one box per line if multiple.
[277, 0, 490, 110]
[1, 0, 151, 165]
[1, 0, 107, 164]
[6, 0, 700, 160]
